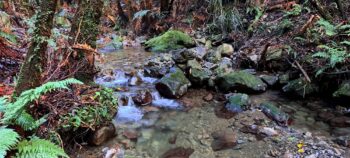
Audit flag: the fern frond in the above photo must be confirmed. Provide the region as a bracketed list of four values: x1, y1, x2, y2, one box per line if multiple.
[0, 30, 17, 44]
[340, 41, 350, 46]
[312, 52, 329, 58]
[0, 127, 20, 158]
[0, 97, 8, 112]
[15, 112, 47, 131]
[317, 18, 337, 36]
[16, 138, 68, 158]
[2, 78, 83, 126]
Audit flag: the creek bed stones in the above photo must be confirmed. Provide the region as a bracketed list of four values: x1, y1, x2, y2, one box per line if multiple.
[216, 71, 267, 93]
[155, 67, 191, 99]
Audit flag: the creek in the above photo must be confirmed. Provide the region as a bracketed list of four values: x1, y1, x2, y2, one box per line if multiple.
[74, 47, 348, 158]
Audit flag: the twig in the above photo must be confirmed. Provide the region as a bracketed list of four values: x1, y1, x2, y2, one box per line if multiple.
[73, 19, 83, 45]
[297, 15, 319, 35]
[295, 61, 311, 83]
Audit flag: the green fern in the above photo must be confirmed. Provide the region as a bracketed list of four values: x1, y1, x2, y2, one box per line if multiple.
[0, 127, 20, 158]
[16, 137, 68, 158]
[15, 112, 47, 131]
[1, 78, 83, 127]
[316, 18, 337, 36]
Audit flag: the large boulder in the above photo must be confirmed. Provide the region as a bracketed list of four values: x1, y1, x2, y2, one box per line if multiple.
[145, 30, 195, 52]
[217, 43, 234, 57]
[225, 93, 250, 113]
[282, 77, 319, 98]
[155, 68, 191, 99]
[333, 81, 350, 98]
[260, 102, 289, 126]
[144, 54, 175, 78]
[216, 71, 267, 93]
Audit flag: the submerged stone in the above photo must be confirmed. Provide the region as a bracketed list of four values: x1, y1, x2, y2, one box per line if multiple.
[216, 71, 267, 93]
[211, 129, 237, 151]
[260, 102, 289, 126]
[225, 93, 250, 113]
[282, 77, 319, 98]
[155, 67, 191, 99]
[144, 54, 175, 78]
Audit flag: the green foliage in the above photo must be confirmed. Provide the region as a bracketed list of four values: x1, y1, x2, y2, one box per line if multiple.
[60, 88, 117, 131]
[284, 4, 302, 16]
[145, 30, 194, 52]
[0, 127, 20, 158]
[312, 44, 350, 76]
[247, 7, 264, 32]
[316, 18, 337, 36]
[0, 30, 17, 44]
[208, 0, 242, 34]
[16, 137, 68, 158]
[15, 112, 47, 131]
[1, 78, 83, 126]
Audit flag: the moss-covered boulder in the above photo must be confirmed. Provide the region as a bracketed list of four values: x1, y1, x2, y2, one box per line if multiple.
[225, 93, 250, 113]
[145, 30, 195, 52]
[155, 67, 191, 98]
[282, 77, 319, 98]
[188, 68, 211, 86]
[216, 71, 267, 93]
[333, 81, 350, 98]
[260, 102, 289, 126]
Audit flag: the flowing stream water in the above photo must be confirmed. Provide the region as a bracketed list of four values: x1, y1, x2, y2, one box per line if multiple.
[74, 47, 348, 158]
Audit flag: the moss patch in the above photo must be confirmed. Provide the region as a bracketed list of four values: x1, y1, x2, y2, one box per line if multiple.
[145, 30, 195, 52]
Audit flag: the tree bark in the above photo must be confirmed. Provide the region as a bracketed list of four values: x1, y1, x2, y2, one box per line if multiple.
[14, 0, 57, 96]
[160, 0, 170, 12]
[116, 0, 128, 26]
[69, 0, 103, 82]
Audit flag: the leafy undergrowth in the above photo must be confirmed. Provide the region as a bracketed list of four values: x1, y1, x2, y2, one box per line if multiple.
[0, 79, 118, 157]
[145, 30, 195, 52]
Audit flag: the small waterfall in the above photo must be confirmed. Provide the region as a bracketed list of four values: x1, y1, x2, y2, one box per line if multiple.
[115, 95, 144, 124]
[151, 91, 182, 109]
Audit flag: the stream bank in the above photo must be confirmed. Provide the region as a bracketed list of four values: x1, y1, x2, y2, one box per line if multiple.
[73, 47, 349, 158]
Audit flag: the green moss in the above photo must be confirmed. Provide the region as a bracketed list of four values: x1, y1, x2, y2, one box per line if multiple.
[282, 78, 319, 98]
[217, 71, 267, 93]
[145, 30, 194, 52]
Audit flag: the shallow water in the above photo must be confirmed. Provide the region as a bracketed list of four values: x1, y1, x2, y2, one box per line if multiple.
[75, 47, 346, 158]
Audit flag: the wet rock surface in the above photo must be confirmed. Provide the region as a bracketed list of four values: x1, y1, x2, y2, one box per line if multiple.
[155, 67, 191, 99]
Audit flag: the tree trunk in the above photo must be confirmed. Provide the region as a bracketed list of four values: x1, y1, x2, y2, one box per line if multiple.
[160, 0, 170, 12]
[14, 0, 57, 96]
[116, 0, 128, 26]
[69, 0, 103, 82]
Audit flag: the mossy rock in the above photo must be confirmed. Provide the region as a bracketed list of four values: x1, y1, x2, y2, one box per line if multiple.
[155, 67, 191, 98]
[282, 77, 319, 98]
[145, 30, 195, 52]
[216, 71, 267, 93]
[333, 81, 350, 98]
[260, 102, 289, 126]
[188, 68, 211, 86]
[225, 93, 250, 113]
